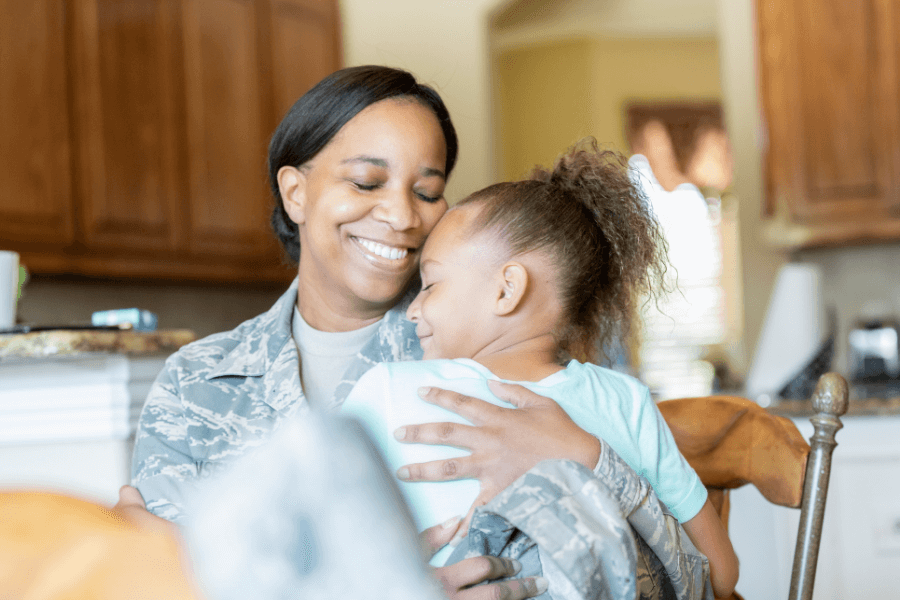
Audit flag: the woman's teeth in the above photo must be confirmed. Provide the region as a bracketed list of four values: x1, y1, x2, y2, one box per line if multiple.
[356, 238, 409, 260]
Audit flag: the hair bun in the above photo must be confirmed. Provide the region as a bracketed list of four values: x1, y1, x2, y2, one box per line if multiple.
[463, 137, 667, 362]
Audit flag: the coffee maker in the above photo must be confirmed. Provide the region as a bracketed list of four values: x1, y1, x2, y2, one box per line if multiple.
[848, 319, 900, 398]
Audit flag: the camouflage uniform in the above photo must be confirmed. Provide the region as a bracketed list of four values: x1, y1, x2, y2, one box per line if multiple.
[131, 278, 422, 522]
[450, 438, 713, 600]
[133, 279, 711, 599]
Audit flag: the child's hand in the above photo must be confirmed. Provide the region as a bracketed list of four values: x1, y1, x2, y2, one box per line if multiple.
[395, 380, 602, 532]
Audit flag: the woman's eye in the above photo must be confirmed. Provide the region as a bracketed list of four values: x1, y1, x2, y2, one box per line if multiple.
[352, 181, 380, 191]
[415, 191, 443, 204]
[421, 283, 434, 292]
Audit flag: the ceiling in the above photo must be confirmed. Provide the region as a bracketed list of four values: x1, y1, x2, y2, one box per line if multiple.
[491, 0, 719, 48]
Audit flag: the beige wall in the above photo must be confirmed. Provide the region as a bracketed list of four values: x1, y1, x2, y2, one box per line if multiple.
[714, 0, 786, 374]
[340, 0, 505, 204]
[496, 37, 722, 180]
[495, 40, 593, 179]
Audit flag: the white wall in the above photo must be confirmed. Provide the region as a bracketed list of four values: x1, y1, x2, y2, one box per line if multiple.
[715, 0, 787, 373]
[340, 0, 506, 203]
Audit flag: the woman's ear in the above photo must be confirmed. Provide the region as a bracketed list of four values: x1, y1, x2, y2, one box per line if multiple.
[277, 165, 308, 226]
[495, 262, 528, 316]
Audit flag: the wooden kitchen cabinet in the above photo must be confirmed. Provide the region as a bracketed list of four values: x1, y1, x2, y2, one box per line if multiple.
[266, 0, 343, 119]
[68, 0, 184, 255]
[0, 0, 339, 283]
[0, 0, 74, 250]
[758, 0, 900, 248]
[181, 0, 274, 260]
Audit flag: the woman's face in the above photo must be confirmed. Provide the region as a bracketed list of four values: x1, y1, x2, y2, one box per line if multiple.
[279, 98, 449, 321]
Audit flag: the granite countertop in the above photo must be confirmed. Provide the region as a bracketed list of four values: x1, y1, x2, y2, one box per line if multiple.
[0, 329, 196, 360]
[768, 397, 900, 418]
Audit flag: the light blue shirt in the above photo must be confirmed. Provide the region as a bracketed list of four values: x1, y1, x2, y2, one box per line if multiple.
[342, 358, 707, 564]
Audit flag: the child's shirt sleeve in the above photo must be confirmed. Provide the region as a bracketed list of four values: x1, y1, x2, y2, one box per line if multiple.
[632, 386, 707, 523]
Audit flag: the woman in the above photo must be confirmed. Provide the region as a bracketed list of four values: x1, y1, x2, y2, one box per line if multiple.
[123, 65, 602, 599]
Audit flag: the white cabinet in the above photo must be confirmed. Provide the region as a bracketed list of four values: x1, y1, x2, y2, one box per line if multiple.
[729, 414, 900, 599]
[0, 354, 165, 504]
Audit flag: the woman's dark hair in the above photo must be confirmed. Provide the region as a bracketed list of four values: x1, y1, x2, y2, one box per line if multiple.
[458, 138, 668, 363]
[268, 65, 459, 263]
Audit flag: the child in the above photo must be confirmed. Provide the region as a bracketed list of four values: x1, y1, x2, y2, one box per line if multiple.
[341, 140, 738, 598]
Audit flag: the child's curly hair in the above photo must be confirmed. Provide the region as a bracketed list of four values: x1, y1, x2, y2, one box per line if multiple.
[457, 138, 669, 363]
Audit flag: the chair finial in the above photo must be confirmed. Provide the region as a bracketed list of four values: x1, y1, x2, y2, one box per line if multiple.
[810, 372, 848, 417]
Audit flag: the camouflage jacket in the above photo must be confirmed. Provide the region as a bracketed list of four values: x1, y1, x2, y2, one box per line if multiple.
[450, 438, 713, 600]
[131, 278, 422, 522]
[184, 413, 711, 600]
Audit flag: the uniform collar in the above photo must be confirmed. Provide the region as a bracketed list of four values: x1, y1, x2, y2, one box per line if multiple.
[206, 278, 298, 381]
[206, 279, 422, 414]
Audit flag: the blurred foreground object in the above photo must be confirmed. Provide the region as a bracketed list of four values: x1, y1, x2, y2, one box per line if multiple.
[0, 491, 199, 600]
[185, 413, 444, 600]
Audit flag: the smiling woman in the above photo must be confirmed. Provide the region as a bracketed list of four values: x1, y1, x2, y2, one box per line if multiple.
[126, 65, 603, 600]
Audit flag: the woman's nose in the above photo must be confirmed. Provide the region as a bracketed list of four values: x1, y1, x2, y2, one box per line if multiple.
[373, 189, 421, 231]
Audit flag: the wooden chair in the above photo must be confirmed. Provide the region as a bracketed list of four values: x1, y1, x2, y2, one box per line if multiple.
[658, 372, 849, 600]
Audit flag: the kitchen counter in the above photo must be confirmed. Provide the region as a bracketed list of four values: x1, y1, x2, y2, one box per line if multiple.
[0, 329, 195, 504]
[768, 396, 900, 418]
[0, 328, 196, 360]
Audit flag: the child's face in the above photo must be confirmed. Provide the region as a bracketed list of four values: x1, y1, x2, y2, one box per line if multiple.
[406, 206, 503, 360]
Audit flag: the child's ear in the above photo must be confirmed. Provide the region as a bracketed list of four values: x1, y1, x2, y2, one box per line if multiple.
[277, 165, 308, 226]
[495, 262, 528, 316]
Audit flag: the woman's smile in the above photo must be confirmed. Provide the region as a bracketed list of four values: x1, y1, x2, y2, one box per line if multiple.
[351, 236, 411, 262]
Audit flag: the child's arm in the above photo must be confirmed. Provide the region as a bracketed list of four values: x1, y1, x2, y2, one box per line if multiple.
[681, 498, 739, 599]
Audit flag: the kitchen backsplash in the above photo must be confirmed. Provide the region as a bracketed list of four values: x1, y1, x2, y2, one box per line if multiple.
[17, 278, 287, 340]
[796, 243, 900, 381]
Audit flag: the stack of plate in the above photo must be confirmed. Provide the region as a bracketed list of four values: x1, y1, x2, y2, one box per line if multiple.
[0, 355, 131, 444]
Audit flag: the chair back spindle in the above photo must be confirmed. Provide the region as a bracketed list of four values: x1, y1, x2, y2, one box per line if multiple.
[788, 373, 848, 600]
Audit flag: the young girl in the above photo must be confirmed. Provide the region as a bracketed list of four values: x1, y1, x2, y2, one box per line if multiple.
[341, 140, 738, 598]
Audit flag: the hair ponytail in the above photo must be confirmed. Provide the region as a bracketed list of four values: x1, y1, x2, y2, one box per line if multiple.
[458, 138, 668, 363]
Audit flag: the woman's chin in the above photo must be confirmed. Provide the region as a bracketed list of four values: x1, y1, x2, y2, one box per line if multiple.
[349, 279, 415, 312]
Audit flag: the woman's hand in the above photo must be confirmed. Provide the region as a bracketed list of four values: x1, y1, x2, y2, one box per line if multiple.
[395, 380, 601, 526]
[112, 485, 178, 536]
[420, 518, 548, 600]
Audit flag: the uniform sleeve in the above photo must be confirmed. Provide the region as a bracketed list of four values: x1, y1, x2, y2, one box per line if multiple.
[131, 360, 199, 524]
[633, 386, 707, 523]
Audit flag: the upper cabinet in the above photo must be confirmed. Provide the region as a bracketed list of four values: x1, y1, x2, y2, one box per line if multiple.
[758, 0, 900, 248]
[181, 0, 273, 260]
[0, 0, 340, 282]
[0, 0, 74, 251]
[69, 0, 184, 255]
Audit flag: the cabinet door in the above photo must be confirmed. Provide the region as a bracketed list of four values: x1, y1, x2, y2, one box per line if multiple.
[0, 0, 74, 248]
[267, 0, 341, 121]
[68, 0, 184, 253]
[181, 0, 274, 259]
[759, 0, 900, 236]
